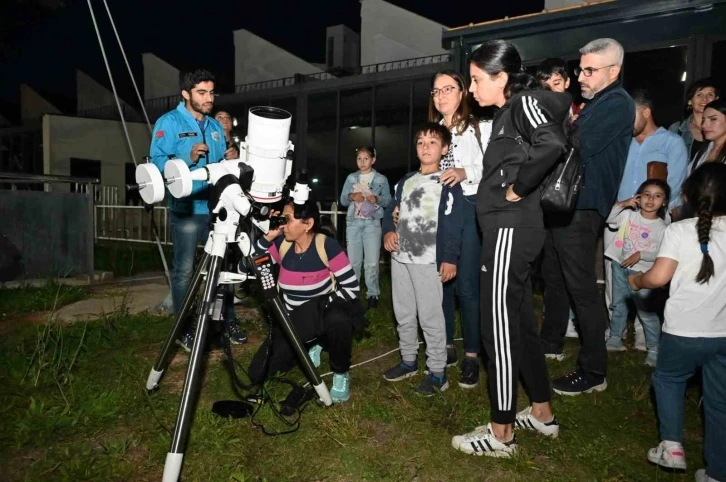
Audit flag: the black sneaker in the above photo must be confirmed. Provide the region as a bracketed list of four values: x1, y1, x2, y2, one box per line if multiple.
[367, 297, 379, 309]
[552, 368, 607, 396]
[447, 347, 458, 367]
[224, 322, 248, 345]
[459, 356, 479, 389]
[176, 329, 195, 353]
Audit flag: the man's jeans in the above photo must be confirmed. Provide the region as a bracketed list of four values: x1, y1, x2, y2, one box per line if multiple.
[346, 219, 382, 298]
[170, 211, 235, 323]
[609, 262, 661, 351]
[653, 333, 726, 481]
[541, 210, 608, 378]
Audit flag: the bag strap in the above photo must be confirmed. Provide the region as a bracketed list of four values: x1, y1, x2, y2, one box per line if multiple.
[472, 119, 485, 156]
[279, 234, 336, 289]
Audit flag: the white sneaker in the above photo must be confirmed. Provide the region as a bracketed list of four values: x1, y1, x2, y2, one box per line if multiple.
[634, 337, 647, 352]
[565, 319, 579, 339]
[647, 441, 687, 470]
[513, 407, 560, 438]
[451, 423, 518, 458]
[695, 469, 721, 481]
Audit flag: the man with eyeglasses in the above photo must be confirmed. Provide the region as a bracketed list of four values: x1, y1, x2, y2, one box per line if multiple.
[541, 38, 635, 396]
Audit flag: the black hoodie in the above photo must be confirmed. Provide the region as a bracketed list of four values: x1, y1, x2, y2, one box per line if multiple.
[476, 89, 571, 229]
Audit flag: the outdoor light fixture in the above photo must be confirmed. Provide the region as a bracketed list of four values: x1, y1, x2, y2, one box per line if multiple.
[312, 178, 319, 184]
[233, 117, 238, 127]
[681, 71, 687, 82]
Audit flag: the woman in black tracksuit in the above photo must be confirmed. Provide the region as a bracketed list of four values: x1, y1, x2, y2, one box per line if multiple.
[451, 40, 571, 458]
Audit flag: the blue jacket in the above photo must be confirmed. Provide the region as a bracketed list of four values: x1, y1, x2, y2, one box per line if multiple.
[339, 169, 392, 221]
[669, 116, 697, 162]
[150, 102, 227, 215]
[382, 171, 464, 269]
[574, 80, 635, 218]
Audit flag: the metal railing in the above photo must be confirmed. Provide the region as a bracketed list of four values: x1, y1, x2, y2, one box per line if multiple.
[360, 53, 452, 74]
[78, 53, 453, 123]
[95, 202, 346, 245]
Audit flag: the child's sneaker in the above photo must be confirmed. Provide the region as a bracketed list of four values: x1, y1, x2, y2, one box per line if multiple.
[513, 406, 560, 438]
[308, 344, 323, 368]
[224, 322, 247, 345]
[606, 337, 627, 352]
[645, 350, 658, 367]
[331, 372, 350, 403]
[415, 373, 449, 396]
[451, 423, 518, 458]
[383, 362, 418, 381]
[647, 441, 687, 470]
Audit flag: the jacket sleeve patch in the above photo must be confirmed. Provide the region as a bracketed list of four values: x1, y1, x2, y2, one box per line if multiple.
[155, 130, 164, 138]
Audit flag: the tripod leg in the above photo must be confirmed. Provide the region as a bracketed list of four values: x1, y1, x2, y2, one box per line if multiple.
[162, 253, 222, 482]
[146, 252, 211, 391]
[267, 297, 333, 406]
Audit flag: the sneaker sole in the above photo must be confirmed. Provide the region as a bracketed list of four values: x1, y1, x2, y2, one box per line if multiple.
[545, 354, 565, 361]
[458, 380, 479, 389]
[606, 347, 627, 352]
[175, 339, 191, 353]
[331, 394, 350, 403]
[383, 371, 418, 382]
[554, 380, 607, 396]
[647, 452, 687, 470]
[452, 441, 516, 458]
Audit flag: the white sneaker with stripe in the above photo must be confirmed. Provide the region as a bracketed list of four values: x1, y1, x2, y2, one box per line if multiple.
[647, 440, 687, 470]
[451, 423, 518, 458]
[513, 406, 560, 438]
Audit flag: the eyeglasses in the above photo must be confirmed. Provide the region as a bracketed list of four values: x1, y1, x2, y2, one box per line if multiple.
[575, 65, 616, 77]
[431, 85, 459, 97]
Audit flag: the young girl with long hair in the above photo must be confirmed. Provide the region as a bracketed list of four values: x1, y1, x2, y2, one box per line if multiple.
[629, 163, 726, 481]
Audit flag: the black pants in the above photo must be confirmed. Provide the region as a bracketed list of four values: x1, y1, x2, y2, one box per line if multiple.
[248, 298, 355, 384]
[481, 227, 551, 425]
[540, 210, 607, 378]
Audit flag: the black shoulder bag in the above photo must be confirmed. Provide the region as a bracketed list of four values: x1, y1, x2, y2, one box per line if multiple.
[514, 116, 582, 212]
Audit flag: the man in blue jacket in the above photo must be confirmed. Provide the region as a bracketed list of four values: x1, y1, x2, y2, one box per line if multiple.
[542, 39, 635, 395]
[150, 69, 245, 350]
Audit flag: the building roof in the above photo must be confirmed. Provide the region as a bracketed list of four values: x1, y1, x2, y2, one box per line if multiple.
[447, 0, 615, 32]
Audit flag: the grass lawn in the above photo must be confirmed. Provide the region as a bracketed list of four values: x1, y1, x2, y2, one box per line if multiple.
[0, 271, 706, 481]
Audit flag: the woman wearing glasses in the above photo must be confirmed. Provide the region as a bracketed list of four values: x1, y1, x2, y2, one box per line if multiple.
[429, 70, 492, 389]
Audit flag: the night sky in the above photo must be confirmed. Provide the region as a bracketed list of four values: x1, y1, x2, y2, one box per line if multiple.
[1, 0, 543, 111]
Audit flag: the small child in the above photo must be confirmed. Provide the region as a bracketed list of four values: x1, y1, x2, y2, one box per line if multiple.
[381, 122, 463, 396]
[339, 146, 392, 309]
[629, 163, 726, 480]
[604, 179, 670, 366]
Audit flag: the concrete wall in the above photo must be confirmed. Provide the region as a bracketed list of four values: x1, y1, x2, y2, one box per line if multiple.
[326, 25, 360, 70]
[43, 114, 151, 202]
[360, 0, 448, 65]
[76, 70, 134, 113]
[234, 29, 324, 86]
[143, 53, 179, 100]
[20, 84, 62, 123]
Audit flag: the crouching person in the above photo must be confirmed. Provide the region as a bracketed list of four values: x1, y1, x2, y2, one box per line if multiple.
[247, 199, 366, 406]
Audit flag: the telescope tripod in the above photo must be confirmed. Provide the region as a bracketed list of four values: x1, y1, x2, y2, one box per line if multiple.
[146, 220, 332, 482]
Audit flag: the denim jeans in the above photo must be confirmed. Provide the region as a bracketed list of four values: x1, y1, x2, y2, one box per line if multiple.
[170, 211, 235, 323]
[346, 218, 382, 298]
[443, 195, 481, 353]
[653, 333, 726, 481]
[609, 262, 661, 351]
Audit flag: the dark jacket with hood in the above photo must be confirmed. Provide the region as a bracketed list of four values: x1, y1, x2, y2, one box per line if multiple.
[477, 89, 571, 228]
